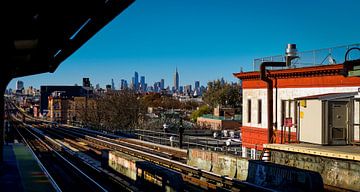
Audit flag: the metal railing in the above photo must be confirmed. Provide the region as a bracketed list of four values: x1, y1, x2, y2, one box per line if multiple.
[201, 114, 242, 121]
[252, 43, 360, 71]
[117, 129, 245, 156]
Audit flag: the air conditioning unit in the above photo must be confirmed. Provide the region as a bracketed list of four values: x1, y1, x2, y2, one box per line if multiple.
[251, 148, 257, 159]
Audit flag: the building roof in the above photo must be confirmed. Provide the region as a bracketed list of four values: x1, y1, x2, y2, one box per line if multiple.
[1, 0, 134, 79]
[233, 64, 343, 80]
[295, 92, 358, 101]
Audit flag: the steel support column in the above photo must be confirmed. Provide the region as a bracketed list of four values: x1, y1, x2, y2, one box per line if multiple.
[0, 77, 10, 162]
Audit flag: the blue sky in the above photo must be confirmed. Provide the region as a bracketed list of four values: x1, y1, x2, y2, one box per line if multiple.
[8, 0, 360, 89]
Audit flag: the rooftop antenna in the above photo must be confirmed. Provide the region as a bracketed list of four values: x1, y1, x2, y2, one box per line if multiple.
[328, 55, 336, 64]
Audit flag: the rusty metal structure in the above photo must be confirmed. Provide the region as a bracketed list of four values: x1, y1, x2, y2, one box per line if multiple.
[0, 0, 135, 162]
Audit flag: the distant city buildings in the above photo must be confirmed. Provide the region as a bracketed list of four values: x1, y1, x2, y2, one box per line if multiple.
[74, 67, 209, 96]
[134, 72, 139, 90]
[40, 85, 88, 114]
[120, 79, 128, 90]
[195, 81, 200, 90]
[140, 76, 145, 92]
[13, 70, 234, 103]
[25, 86, 39, 96]
[13, 76, 237, 125]
[184, 85, 192, 96]
[111, 78, 115, 90]
[160, 79, 165, 90]
[83, 78, 90, 87]
[173, 68, 179, 92]
[106, 84, 112, 92]
[16, 80, 24, 93]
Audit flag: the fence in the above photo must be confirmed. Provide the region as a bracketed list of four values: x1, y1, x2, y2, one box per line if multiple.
[252, 43, 360, 71]
[117, 129, 245, 156]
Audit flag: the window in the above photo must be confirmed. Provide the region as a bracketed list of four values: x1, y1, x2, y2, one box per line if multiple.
[247, 99, 251, 123]
[281, 100, 286, 126]
[258, 99, 262, 124]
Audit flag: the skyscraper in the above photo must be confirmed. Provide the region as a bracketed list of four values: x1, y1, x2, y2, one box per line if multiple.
[220, 77, 225, 85]
[154, 82, 160, 93]
[131, 77, 135, 89]
[195, 81, 200, 90]
[134, 71, 139, 90]
[111, 79, 115, 90]
[160, 79, 165, 90]
[16, 80, 24, 91]
[140, 76, 145, 92]
[120, 79, 128, 90]
[173, 67, 179, 92]
[184, 85, 192, 95]
[83, 78, 90, 87]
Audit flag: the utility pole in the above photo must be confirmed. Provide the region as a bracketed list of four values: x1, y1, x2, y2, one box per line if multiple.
[178, 117, 184, 149]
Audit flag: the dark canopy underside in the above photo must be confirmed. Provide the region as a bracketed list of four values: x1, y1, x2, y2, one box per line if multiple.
[0, 0, 134, 79]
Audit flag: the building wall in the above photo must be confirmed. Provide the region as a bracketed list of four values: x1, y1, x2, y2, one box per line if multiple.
[241, 126, 296, 150]
[299, 100, 323, 144]
[241, 84, 360, 151]
[243, 86, 359, 130]
[48, 97, 71, 124]
[197, 117, 241, 130]
[40, 86, 85, 113]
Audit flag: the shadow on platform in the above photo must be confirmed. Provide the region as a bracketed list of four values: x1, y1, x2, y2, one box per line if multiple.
[0, 143, 54, 192]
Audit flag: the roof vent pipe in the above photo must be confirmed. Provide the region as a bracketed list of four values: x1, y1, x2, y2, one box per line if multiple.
[285, 44, 299, 66]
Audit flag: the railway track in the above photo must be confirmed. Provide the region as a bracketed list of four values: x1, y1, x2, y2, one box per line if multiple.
[36, 125, 245, 191]
[35, 126, 218, 191]
[16, 125, 108, 192]
[15, 123, 140, 192]
[7, 100, 350, 191]
[54, 126, 187, 161]
[11, 114, 244, 191]
[6, 101, 268, 191]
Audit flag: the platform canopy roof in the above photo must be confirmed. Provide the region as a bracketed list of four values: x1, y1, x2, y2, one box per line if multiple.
[0, 0, 134, 80]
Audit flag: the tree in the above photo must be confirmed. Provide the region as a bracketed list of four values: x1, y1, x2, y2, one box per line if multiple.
[102, 90, 145, 131]
[140, 93, 182, 109]
[76, 90, 146, 131]
[190, 105, 212, 122]
[202, 79, 242, 108]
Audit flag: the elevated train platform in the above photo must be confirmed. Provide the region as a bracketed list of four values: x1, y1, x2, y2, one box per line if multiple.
[0, 143, 55, 192]
[264, 143, 360, 191]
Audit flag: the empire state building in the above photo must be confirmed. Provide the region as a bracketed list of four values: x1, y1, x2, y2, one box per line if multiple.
[173, 67, 179, 91]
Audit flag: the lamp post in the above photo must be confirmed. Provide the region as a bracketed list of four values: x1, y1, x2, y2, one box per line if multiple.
[260, 44, 298, 143]
[178, 117, 184, 149]
[225, 139, 231, 155]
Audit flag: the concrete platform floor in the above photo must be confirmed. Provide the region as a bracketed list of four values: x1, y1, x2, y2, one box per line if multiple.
[264, 143, 360, 161]
[0, 143, 55, 192]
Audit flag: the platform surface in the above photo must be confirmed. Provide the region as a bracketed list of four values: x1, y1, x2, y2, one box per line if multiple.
[0, 144, 55, 192]
[264, 143, 360, 161]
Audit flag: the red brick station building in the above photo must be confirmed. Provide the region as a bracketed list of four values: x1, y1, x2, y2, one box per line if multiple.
[234, 63, 360, 159]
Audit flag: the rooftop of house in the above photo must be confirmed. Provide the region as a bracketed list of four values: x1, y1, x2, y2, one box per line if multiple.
[234, 43, 360, 80]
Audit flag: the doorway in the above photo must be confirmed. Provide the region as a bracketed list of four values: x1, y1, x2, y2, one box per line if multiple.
[328, 101, 349, 145]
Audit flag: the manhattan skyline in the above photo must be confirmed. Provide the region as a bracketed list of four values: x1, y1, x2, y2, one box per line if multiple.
[7, 0, 360, 89]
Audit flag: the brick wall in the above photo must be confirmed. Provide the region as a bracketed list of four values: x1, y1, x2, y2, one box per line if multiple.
[242, 126, 297, 150]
